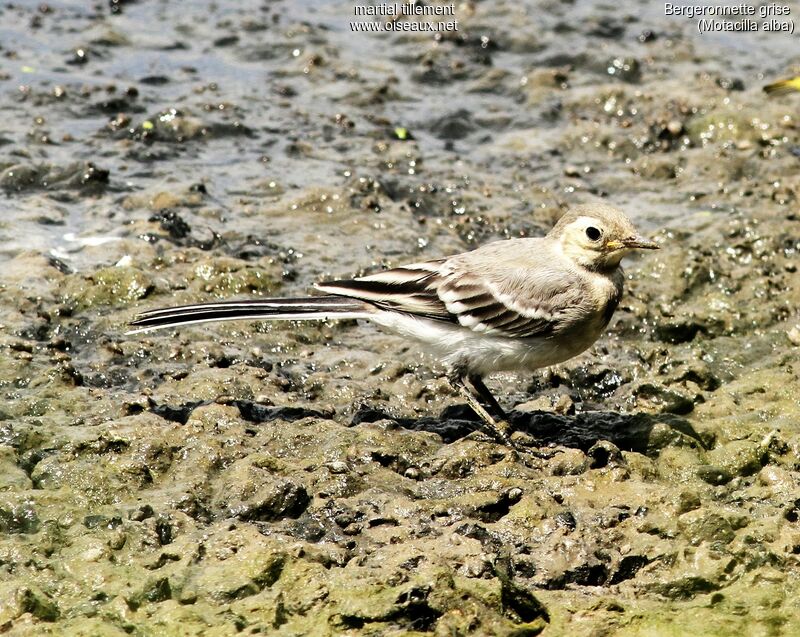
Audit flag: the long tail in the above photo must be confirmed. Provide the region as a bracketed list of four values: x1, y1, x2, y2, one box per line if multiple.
[127, 296, 374, 334]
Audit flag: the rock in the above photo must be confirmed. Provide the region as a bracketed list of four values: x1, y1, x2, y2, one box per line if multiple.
[325, 461, 349, 474]
[515, 396, 552, 413]
[706, 440, 766, 478]
[187, 527, 287, 602]
[757, 466, 795, 491]
[716, 76, 745, 91]
[553, 394, 575, 415]
[125, 577, 172, 610]
[0, 497, 40, 534]
[676, 491, 702, 514]
[696, 465, 733, 486]
[216, 466, 311, 522]
[0, 161, 109, 192]
[0, 446, 32, 491]
[428, 109, 476, 140]
[548, 448, 589, 476]
[678, 510, 736, 546]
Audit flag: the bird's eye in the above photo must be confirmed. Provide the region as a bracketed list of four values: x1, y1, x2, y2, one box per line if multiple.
[585, 226, 602, 241]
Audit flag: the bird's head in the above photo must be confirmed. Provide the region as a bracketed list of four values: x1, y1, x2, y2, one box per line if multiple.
[548, 203, 659, 271]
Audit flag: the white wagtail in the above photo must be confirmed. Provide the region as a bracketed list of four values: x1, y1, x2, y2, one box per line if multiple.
[129, 204, 658, 444]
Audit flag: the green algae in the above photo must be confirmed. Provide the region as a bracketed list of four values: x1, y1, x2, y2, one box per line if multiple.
[62, 266, 153, 311]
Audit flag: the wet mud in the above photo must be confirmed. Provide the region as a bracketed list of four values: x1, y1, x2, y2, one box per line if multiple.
[0, 0, 799, 635]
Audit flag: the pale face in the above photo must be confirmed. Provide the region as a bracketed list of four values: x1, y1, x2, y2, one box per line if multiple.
[559, 215, 647, 270]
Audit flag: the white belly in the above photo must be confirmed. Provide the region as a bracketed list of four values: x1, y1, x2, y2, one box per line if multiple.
[370, 311, 602, 376]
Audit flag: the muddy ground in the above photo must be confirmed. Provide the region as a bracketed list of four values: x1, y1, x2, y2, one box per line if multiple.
[0, 0, 799, 635]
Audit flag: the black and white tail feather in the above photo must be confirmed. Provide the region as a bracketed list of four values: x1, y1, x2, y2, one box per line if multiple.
[126, 296, 376, 331]
[127, 260, 450, 332]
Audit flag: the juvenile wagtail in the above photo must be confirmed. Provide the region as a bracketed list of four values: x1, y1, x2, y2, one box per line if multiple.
[129, 204, 658, 444]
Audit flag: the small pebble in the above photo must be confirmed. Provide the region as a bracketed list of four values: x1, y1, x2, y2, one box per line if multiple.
[404, 467, 420, 480]
[507, 487, 523, 502]
[326, 461, 349, 474]
[554, 394, 575, 415]
[757, 465, 792, 489]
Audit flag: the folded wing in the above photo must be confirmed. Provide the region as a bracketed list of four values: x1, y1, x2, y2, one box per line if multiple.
[317, 255, 585, 339]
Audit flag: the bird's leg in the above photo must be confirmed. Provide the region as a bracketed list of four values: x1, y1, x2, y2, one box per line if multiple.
[447, 374, 558, 460]
[447, 371, 514, 446]
[467, 374, 509, 421]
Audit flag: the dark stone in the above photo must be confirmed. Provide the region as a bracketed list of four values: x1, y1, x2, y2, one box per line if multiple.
[234, 480, 310, 522]
[84, 514, 122, 529]
[351, 406, 392, 425]
[139, 75, 171, 85]
[0, 502, 40, 534]
[716, 77, 745, 91]
[783, 499, 800, 523]
[284, 514, 327, 542]
[213, 35, 239, 47]
[635, 383, 695, 415]
[1, 162, 110, 193]
[144, 577, 172, 602]
[155, 516, 173, 545]
[428, 109, 476, 140]
[455, 522, 492, 543]
[609, 555, 651, 584]
[149, 210, 192, 240]
[129, 504, 155, 521]
[554, 511, 577, 532]
[92, 96, 144, 114]
[655, 318, 707, 343]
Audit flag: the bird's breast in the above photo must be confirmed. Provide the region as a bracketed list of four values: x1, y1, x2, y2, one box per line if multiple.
[586, 268, 624, 327]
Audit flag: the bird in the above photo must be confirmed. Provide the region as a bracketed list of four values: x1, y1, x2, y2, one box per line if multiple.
[129, 203, 659, 445]
[763, 76, 800, 96]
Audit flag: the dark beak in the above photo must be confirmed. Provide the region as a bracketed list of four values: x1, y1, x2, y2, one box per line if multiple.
[622, 235, 659, 250]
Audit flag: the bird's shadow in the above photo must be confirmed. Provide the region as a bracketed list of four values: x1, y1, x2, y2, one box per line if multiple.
[142, 398, 710, 457]
[363, 404, 710, 456]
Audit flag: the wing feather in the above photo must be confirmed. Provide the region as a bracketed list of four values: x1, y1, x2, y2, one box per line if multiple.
[317, 252, 587, 339]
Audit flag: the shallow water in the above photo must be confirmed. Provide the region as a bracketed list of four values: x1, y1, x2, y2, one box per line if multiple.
[1, 1, 799, 635]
